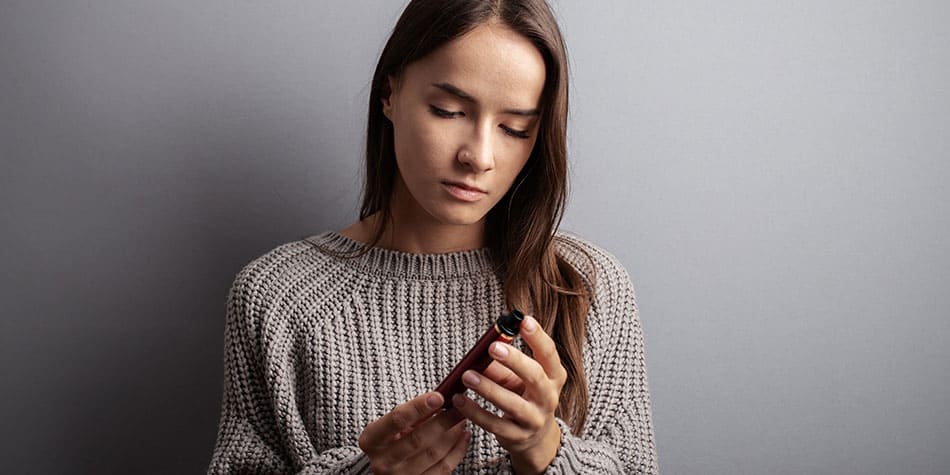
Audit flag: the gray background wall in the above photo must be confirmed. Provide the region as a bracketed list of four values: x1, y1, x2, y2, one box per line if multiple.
[2, 1, 947, 473]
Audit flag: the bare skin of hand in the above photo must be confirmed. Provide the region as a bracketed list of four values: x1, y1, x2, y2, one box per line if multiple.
[451, 315, 565, 475]
[358, 392, 471, 475]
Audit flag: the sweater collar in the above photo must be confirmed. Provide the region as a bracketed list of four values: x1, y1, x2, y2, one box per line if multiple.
[305, 231, 498, 280]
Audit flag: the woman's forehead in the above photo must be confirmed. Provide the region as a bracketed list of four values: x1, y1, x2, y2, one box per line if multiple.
[405, 23, 546, 109]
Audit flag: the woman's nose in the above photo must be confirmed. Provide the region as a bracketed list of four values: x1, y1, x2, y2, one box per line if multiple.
[457, 124, 495, 172]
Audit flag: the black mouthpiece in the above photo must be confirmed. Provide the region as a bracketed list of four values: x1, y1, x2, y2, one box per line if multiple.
[496, 309, 525, 336]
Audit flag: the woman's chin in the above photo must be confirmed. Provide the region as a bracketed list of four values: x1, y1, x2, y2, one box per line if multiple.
[426, 206, 488, 226]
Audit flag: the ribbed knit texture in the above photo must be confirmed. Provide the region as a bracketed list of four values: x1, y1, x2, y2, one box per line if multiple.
[208, 231, 658, 474]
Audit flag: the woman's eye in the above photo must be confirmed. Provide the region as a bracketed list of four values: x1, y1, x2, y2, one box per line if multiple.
[430, 105, 530, 139]
[501, 125, 531, 140]
[429, 105, 462, 118]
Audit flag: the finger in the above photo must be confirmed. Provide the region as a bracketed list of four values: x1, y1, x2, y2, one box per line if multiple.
[451, 393, 527, 442]
[384, 408, 466, 466]
[489, 340, 557, 406]
[391, 416, 466, 473]
[420, 426, 471, 475]
[396, 406, 461, 438]
[482, 360, 526, 394]
[359, 392, 444, 454]
[460, 369, 547, 432]
[518, 315, 569, 387]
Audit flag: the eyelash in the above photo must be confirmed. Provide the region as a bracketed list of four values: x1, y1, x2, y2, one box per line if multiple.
[429, 105, 531, 139]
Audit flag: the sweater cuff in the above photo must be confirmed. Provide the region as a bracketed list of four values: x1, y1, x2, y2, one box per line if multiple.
[537, 417, 578, 474]
[497, 417, 576, 474]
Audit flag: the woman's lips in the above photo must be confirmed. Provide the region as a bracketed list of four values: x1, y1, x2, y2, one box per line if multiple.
[442, 181, 487, 202]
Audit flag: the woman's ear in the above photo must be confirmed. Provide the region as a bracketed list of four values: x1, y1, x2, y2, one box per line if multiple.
[381, 74, 398, 121]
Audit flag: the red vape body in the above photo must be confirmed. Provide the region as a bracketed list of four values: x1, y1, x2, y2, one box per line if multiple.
[435, 309, 524, 409]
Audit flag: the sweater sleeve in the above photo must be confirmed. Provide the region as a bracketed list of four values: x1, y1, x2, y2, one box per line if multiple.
[207, 262, 371, 475]
[522, 240, 659, 474]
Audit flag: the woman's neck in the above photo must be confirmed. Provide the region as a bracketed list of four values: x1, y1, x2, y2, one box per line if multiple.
[339, 211, 487, 255]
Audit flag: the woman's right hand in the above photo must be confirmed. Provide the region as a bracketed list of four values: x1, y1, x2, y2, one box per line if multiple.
[358, 391, 471, 474]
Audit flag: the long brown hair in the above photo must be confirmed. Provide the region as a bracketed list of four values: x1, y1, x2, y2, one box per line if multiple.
[360, 0, 593, 435]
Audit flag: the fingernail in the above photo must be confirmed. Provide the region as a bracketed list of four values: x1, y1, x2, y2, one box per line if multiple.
[463, 370, 480, 386]
[453, 394, 466, 407]
[426, 393, 442, 409]
[491, 342, 509, 358]
[523, 316, 537, 333]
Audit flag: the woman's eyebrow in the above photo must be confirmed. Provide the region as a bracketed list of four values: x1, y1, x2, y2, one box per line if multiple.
[431, 82, 540, 117]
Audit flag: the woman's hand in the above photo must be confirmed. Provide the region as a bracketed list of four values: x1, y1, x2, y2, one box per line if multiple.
[358, 392, 471, 474]
[451, 315, 566, 475]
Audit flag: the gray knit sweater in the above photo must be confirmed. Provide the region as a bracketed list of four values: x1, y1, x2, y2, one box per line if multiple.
[208, 231, 658, 474]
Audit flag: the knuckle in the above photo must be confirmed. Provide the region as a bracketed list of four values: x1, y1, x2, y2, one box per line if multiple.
[438, 457, 455, 474]
[511, 428, 532, 444]
[424, 445, 439, 463]
[525, 367, 545, 388]
[519, 405, 544, 430]
[532, 413, 549, 431]
[540, 344, 558, 362]
[545, 387, 561, 411]
[407, 428, 424, 451]
[391, 409, 412, 432]
[517, 397, 535, 419]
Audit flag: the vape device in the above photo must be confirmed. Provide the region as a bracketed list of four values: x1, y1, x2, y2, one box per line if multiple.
[435, 309, 525, 409]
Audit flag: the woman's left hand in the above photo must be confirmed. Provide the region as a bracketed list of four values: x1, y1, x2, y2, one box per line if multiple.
[451, 315, 566, 475]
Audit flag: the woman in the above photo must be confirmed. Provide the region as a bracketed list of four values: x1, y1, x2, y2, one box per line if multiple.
[208, 0, 657, 473]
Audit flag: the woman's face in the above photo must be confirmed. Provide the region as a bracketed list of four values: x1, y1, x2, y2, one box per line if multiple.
[382, 21, 546, 228]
